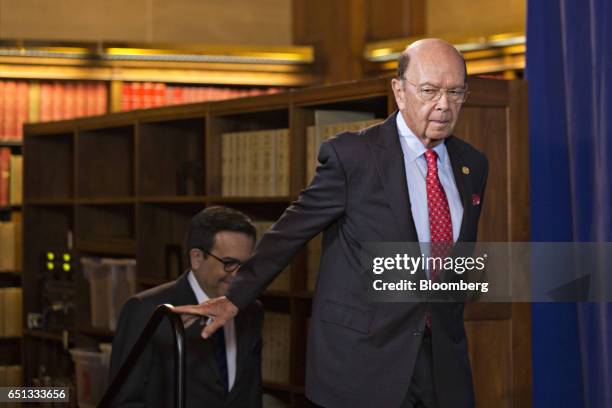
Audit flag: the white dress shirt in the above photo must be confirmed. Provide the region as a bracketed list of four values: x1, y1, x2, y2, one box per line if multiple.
[187, 271, 237, 391]
[396, 113, 464, 244]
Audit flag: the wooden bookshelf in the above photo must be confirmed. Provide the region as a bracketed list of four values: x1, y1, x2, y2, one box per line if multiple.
[22, 76, 531, 407]
[0, 138, 23, 385]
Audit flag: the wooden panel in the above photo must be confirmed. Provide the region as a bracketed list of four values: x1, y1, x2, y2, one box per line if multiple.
[293, 0, 367, 83]
[138, 118, 205, 197]
[367, 0, 425, 41]
[76, 126, 134, 198]
[137, 203, 204, 281]
[0, 0, 150, 42]
[454, 106, 509, 241]
[152, 0, 291, 45]
[0, 0, 292, 45]
[24, 133, 74, 200]
[466, 320, 512, 407]
[426, 0, 525, 36]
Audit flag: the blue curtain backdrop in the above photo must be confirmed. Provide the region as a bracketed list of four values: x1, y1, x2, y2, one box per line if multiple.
[527, 0, 611, 407]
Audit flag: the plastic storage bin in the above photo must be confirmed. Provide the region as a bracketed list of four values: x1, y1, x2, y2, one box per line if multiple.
[70, 347, 111, 408]
[82, 257, 137, 331]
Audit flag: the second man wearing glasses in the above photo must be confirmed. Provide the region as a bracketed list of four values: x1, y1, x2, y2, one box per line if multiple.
[109, 206, 263, 408]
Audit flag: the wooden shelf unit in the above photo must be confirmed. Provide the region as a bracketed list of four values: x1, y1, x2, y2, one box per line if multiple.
[0, 134, 23, 384]
[23, 76, 531, 407]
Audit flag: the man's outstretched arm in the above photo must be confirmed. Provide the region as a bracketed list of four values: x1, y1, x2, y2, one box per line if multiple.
[172, 139, 348, 337]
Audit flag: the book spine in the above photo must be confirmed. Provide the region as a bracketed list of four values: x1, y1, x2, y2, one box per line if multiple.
[75, 81, 86, 117]
[3, 82, 16, 139]
[0, 148, 10, 206]
[9, 155, 22, 206]
[15, 82, 28, 140]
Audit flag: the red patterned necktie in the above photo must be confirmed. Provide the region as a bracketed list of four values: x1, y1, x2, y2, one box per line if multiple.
[424, 149, 453, 329]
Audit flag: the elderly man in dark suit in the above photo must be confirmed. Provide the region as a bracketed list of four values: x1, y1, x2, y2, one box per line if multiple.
[174, 39, 488, 408]
[109, 206, 263, 408]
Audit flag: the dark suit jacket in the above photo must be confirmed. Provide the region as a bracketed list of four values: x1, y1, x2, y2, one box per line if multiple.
[227, 112, 488, 408]
[109, 272, 264, 408]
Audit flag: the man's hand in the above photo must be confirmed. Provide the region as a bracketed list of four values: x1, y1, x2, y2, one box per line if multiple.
[171, 296, 239, 339]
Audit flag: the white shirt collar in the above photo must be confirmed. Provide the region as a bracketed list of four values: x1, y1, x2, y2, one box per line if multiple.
[396, 112, 450, 167]
[187, 270, 209, 304]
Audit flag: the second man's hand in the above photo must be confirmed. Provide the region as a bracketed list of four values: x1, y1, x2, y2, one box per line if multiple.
[171, 296, 239, 339]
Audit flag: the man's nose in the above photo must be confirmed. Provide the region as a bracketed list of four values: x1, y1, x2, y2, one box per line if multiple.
[435, 91, 451, 110]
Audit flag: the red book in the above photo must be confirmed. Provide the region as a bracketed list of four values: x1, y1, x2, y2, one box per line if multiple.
[85, 82, 97, 116]
[142, 82, 154, 108]
[15, 81, 29, 140]
[39, 82, 52, 122]
[51, 81, 63, 121]
[153, 83, 165, 107]
[75, 82, 86, 117]
[0, 81, 5, 141]
[0, 148, 10, 206]
[131, 82, 143, 109]
[64, 82, 75, 120]
[172, 86, 184, 105]
[96, 83, 107, 115]
[121, 83, 132, 111]
[3, 81, 17, 138]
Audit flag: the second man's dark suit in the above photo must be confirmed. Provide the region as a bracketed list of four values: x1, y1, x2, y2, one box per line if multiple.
[227, 112, 488, 408]
[109, 272, 264, 408]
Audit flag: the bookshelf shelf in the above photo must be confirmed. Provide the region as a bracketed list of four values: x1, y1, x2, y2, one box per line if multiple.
[0, 336, 21, 341]
[0, 270, 21, 274]
[0, 271, 21, 286]
[138, 118, 205, 197]
[78, 325, 115, 340]
[207, 196, 293, 204]
[24, 199, 73, 206]
[24, 133, 74, 200]
[75, 239, 136, 256]
[137, 277, 168, 288]
[75, 197, 136, 205]
[139, 195, 207, 204]
[0, 140, 22, 147]
[22, 76, 531, 407]
[23, 329, 64, 343]
[77, 126, 134, 198]
[0, 205, 22, 211]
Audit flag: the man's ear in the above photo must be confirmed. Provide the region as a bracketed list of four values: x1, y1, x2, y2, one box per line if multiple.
[391, 78, 406, 111]
[189, 248, 204, 269]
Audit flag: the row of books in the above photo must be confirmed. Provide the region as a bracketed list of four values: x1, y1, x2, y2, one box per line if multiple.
[0, 288, 22, 337]
[306, 116, 382, 184]
[0, 216, 22, 272]
[262, 312, 291, 383]
[0, 80, 108, 140]
[253, 221, 291, 291]
[221, 129, 290, 197]
[120, 82, 280, 111]
[0, 149, 22, 206]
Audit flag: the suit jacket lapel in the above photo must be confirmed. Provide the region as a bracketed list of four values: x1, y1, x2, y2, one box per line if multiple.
[445, 136, 472, 243]
[370, 112, 419, 242]
[175, 271, 225, 385]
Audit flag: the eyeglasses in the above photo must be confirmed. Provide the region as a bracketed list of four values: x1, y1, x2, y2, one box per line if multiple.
[401, 79, 468, 104]
[201, 249, 243, 272]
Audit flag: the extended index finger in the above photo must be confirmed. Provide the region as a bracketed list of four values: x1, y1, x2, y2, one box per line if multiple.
[171, 304, 212, 317]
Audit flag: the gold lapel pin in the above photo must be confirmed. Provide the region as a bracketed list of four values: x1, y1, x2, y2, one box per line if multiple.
[462, 166, 470, 175]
